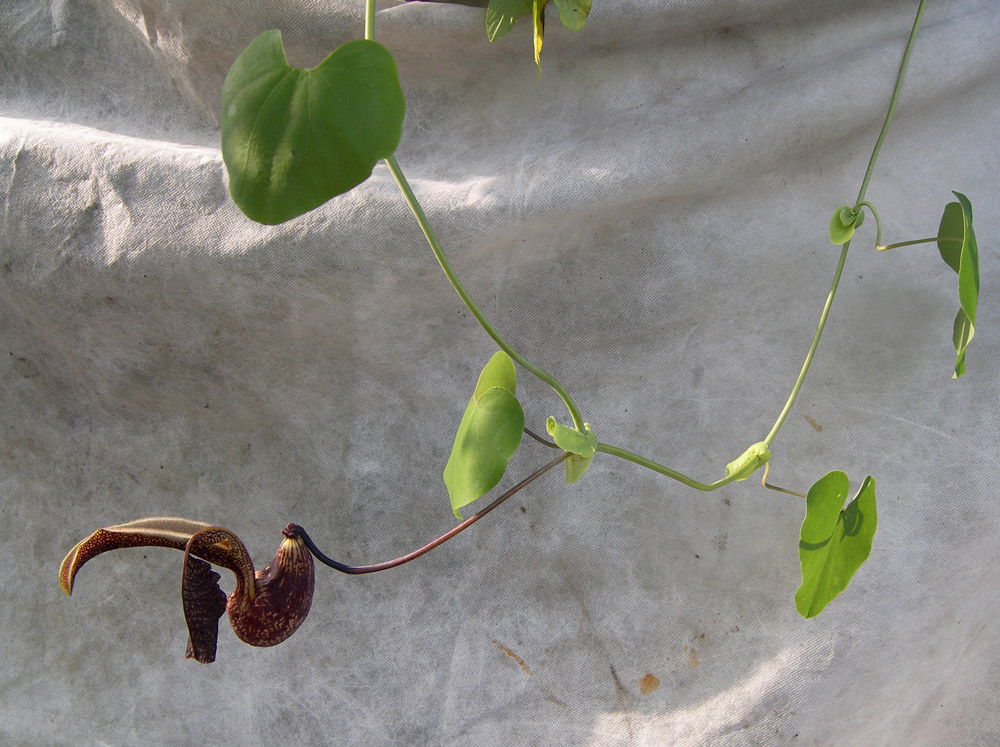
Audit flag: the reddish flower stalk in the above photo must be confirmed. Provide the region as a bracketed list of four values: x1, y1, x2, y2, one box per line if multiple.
[59, 450, 568, 662]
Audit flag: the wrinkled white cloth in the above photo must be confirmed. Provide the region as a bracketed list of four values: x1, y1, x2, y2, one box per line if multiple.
[2, 1, 999, 745]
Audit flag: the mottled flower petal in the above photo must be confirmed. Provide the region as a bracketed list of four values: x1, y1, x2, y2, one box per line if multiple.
[181, 557, 228, 664]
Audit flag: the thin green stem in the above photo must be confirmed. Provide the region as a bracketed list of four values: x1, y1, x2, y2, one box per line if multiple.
[878, 236, 961, 251]
[526, 0, 928, 485]
[594, 442, 740, 492]
[367, 0, 583, 430]
[761, 463, 807, 499]
[385, 155, 586, 430]
[762, 0, 926, 448]
[855, 0, 927, 205]
[854, 200, 883, 248]
[365, 0, 376, 40]
[764, 243, 850, 447]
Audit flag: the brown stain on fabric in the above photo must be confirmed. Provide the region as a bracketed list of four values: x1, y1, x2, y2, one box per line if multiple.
[683, 645, 700, 667]
[492, 640, 532, 676]
[639, 672, 661, 695]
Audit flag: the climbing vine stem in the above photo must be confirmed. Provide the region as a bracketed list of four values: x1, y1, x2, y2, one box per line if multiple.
[763, 0, 927, 449]
[384, 155, 586, 431]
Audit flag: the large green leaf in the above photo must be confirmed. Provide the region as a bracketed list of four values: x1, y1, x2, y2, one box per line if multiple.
[443, 353, 525, 518]
[936, 192, 979, 378]
[486, 0, 532, 41]
[552, 0, 591, 31]
[796, 472, 877, 618]
[221, 32, 405, 225]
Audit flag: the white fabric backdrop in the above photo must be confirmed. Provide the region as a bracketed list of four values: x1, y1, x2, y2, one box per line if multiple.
[2, 1, 998, 744]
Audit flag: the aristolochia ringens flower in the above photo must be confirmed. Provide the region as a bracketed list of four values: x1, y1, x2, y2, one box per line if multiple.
[59, 518, 314, 663]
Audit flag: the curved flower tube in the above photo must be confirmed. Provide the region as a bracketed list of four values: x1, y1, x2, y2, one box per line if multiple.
[59, 517, 314, 663]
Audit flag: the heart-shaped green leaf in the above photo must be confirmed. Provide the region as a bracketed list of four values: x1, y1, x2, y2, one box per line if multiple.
[936, 192, 979, 378]
[796, 471, 877, 618]
[444, 353, 524, 518]
[221, 32, 405, 225]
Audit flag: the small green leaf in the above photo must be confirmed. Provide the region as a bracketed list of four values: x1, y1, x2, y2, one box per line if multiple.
[545, 418, 596, 458]
[952, 308, 975, 379]
[936, 193, 979, 377]
[796, 472, 877, 618]
[221, 32, 405, 225]
[563, 454, 593, 484]
[486, 0, 532, 42]
[724, 441, 770, 481]
[828, 205, 862, 245]
[545, 418, 596, 483]
[552, 0, 591, 31]
[444, 353, 524, 518]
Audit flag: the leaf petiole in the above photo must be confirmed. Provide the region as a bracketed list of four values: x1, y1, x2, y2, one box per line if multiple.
[761, 462, 807, 499]
[877, 236, 962, 252]
[853, 200, 883, 248]
[365, 0, 376, 40]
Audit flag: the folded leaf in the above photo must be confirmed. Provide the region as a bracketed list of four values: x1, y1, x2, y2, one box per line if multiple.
[828, 205, 863, 245]
[563, 453, 593, 484]
[545, 417, 596, 457]
[545, 418, 596, 483]
[724, 441, 770, 481]
[936, 192, 979, 377]
[952, 308, 974, 379]
[533, 0, 547, 72]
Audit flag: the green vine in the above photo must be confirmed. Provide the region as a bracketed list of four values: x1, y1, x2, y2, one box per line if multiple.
[211, 0, 982, 619]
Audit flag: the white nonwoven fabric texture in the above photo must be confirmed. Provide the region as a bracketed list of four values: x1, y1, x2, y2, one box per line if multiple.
[2, 1, 999, 745]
